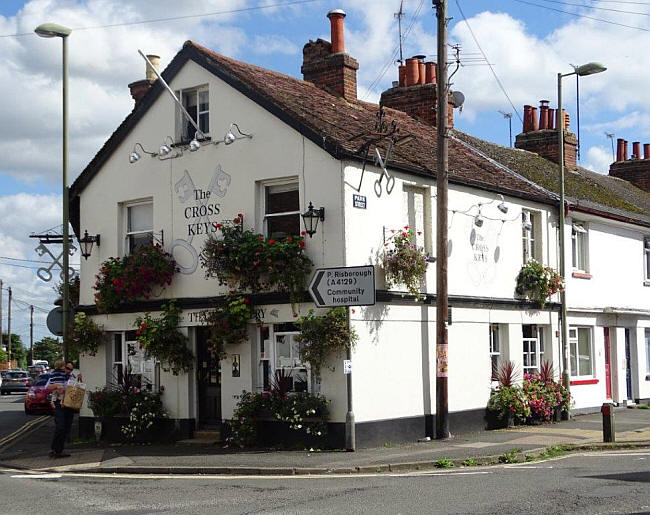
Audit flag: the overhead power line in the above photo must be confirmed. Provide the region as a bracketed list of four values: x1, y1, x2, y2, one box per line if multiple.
[455, 0, 523, 123]
[514, 0, 650, 32]
[536, 0, 650, 16]
[0, 0, 324, 38]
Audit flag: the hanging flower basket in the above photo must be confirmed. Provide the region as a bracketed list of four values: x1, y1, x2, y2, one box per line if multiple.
[94, 244, 178, 312]
[381, 227, 429, 299]
[204, 294, 254, 359]
[515, 260, 564, 308]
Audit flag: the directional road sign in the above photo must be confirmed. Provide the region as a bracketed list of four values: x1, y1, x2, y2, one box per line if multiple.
[308, 265, 375, 307]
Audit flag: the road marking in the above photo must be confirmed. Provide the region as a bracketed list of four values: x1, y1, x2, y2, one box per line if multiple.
[0, 415, 49, 448]
[10, 474, 62, 479]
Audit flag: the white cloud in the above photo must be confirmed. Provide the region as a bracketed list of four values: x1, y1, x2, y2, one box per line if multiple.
[583, 145, 613, 175]
[251, 34, 299, 55]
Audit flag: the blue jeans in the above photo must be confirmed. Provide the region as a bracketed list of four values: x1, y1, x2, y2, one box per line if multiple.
[51, 404, 74, 454]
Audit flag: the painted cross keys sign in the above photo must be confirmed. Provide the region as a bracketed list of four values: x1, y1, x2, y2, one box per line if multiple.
[308, 265, 376, 307]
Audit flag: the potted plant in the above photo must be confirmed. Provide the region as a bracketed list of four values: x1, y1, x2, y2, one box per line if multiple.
[515, 260, 564, 308]
[204, 294, 253, 359]
[70, 312, 105, 356]
[381, 227, 429, 299]
[486, 361, 529, 429]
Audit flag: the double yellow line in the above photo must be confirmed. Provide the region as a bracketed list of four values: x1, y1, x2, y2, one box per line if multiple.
[0, 415, 49, 450]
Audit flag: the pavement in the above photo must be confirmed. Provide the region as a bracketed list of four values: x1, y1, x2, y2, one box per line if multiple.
[1, 407, 649, 475]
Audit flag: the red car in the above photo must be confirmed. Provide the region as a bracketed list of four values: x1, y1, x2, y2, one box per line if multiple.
[24, 373, 54, 414]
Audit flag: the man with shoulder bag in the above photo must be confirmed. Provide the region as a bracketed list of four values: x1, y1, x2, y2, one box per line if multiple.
[46, 360, 84, 458]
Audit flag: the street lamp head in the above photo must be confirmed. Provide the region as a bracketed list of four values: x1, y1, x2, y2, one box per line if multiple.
[34, 23, 71, 38]
[575, 62, 606, 77]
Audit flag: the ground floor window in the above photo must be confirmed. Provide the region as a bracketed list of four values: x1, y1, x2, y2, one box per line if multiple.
[489, 324, 500, 381]
[522, 324, 545, 374]
[569, 327, 593, 377]
[111, 331, 158, 391]
[258, 323, 312, 393]
[645, 329, 650, 374]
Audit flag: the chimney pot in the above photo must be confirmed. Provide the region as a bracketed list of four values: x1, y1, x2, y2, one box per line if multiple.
[327, 9, 346, 54]
[644, 144, 650, 160]
[145, 54, 160, 82]
[418, 62, 426, 85]
[522, 105, 532, 133]
[547, 108, 555, 130]
[405, 57, 419, 86]
[633, 142, 641, 160]
[128, 52, 160, 104]
[616, 138, 624, 162]
[398, 65, 406, 87]
[624, 140, 629, 161]
[531, 107, 539, 131]
[539, 101, 549, 130]
[425, 62, 436, 84]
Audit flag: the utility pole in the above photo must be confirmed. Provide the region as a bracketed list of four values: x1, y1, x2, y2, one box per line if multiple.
[30, 305, 34, 364]
[0, 279, 3, 357]
[7, 287, 11, 365]
[435, 0, 450, 440]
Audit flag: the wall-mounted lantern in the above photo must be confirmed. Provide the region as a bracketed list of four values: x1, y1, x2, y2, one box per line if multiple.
[301, 202, 325, 238]
[79, 230, 100, 260]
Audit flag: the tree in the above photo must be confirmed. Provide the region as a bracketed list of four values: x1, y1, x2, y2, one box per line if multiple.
[0, 347, 6, 363]
[1, 334, 28, 370]
[33, 337, 63, 366]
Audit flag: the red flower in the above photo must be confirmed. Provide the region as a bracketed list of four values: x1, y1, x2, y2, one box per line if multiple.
[112, 278, 120, 285]
[258, 236, 264, 241]
[243, 297, 250, 304]
[404, 225, 409, 229]
[301, 231, 306, 236]
[238, 213, 244, 218]
[417, 231, 422, 235]
[268, 239, 275, 244]
[141, 323, 147, 330]
[402, 232, 408, 237]
[216, 223, 223, 229]
[287, 236, 293, 243]
[298, 241, 305, 247]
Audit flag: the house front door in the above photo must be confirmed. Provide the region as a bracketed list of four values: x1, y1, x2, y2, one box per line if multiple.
[197, 327, 221, 426]
[604, 328, 612, 399]
[625, 329, 632, 401]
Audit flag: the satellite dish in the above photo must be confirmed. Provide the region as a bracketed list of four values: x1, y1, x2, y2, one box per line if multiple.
[451, 90, 465, 109]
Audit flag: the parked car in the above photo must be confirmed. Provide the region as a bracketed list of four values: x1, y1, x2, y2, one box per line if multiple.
[28, 364, 47, 378]
[0, 370, 32, 395]
[24, 373, 53, 414]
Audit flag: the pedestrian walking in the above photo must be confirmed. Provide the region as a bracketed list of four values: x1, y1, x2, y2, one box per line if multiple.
[46, 360, 83, 458]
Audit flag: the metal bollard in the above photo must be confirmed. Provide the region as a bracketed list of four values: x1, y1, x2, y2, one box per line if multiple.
[601, 402, 615, 443]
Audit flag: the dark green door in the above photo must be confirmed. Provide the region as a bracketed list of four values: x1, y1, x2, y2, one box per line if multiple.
[197, 327, 221, 426]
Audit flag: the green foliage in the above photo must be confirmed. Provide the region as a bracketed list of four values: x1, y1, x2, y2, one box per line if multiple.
[200, 216, 313, 312]
[637, 403, 649, 409]
[54, 275, 80, 308]
[297, 308, 358, 379]
[2, 334, 27, 369]
[69, 312, 104, 356]
[523, 371, 571, 422]
[462, 459, 478, 467]
[226, 390, 329, 448]
[32, 337, 63, 365]
[487, 385, 530, 422]
[134, 301, 194, 375]
[94, 244, 178, 312]
[87, 387, 124, 419]
[204, 294, 253, 359]
[538, 445, 567, 459]
[435, 458, 454, 468]
[515, 260, 564, 308]
[121, 392, 168, 441]
[0, 347, 6, 363]
[382, 228, 429, 298]
[498, 448, 523, 464]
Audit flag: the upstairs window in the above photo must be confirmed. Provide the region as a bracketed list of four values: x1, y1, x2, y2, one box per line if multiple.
[571, 223, 589, 272]
[522, 210, 541, 263]
[569, 327, 593, 378]
[643, 237, 650, 286]
[125, 201, 153, 254]
[263, 181, 300, 239]
[176, 87, 209, 142]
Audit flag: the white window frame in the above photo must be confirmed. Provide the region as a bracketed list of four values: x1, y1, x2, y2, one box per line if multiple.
[175, 86, 209, 142]
[111, 331, 159, 392]
[489, 324, 500, 381]
[643, 236, 650, 286]
[569, 326, 594, 378]
[571, 222, 589, 272]
[522, 324, 545, 374]
[261, 179, 301, 239]
[522, 210, 541, 263]
[124, 200, 153, 255]
[403, 185, 433, 256]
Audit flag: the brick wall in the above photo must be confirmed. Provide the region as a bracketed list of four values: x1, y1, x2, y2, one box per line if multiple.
[609, 160, 650, 192]
[380, 83, 454, 128]
[515, 129, 578, 168]
[301, 39, 359, 101]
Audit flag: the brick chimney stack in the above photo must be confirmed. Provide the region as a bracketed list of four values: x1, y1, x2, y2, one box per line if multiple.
[515, 100, 578, 168]
[301, 9, 359, 101]
[609, 136, 650, 192]
[128, 54, 159, 104]
[379, 55, 454, 128]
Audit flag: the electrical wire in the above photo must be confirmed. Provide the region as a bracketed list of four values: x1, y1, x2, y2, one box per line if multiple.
[0, 255, 80, 266]
[0, 0, 325, 38]
[455, 1, 524, 123]
[536, 0, 650, 16]
[513, 0, 650, 32]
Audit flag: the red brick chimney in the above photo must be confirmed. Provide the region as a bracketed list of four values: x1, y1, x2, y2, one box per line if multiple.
[515, 100, 577, 168]
[609, 136, 650, 192]
[379, 55, 454, 128]
[128, 54, 159, 104]
[301, 9, 359, 101]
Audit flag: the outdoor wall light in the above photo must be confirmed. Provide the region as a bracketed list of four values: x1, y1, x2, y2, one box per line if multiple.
[474, 214, 484, 227]
[79, 230, 100, 260]
[223, 123, 253, 146]
[129, 143, 155, 164]
[159, 136, 174, 156]
[189, 131, 202, 152]
[301, 202, 325, 238]
[497, 194, 508, 214]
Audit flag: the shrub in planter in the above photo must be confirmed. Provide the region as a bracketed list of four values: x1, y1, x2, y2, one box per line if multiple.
[487, 386, 530, 425]
[87, 387, 123, 419]
[297, 308, 358, 379]
[515, 260, 563, 308]
[134, 301, 194, 375]
[94, 244, 178, 312]
[70, 312, 105, 356]
[121, 390, 168, 442]
[522, 373, 555, 422]
[381, 227, 429, 298]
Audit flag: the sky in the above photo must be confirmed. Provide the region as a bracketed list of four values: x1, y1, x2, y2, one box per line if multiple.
[1, 0, 649, 352]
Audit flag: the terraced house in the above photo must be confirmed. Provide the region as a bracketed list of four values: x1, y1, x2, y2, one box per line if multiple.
[71, 9, 650, 447]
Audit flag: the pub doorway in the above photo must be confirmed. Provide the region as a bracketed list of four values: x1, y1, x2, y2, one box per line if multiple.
[196, 326, 221, 427]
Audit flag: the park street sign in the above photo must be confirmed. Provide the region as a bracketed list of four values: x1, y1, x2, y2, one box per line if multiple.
[308, 265, 375, 307]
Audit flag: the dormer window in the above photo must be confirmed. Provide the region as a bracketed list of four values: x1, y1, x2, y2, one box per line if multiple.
[176, 86, 209, 142]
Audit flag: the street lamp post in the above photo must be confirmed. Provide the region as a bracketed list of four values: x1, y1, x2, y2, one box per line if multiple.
[557, 62, 606, 404]
[35, 23, 72, 361]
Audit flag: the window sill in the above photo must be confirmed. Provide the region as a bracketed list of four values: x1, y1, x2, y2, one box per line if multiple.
[572, 271, 592, 280]
[570, 378, 599, 386]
